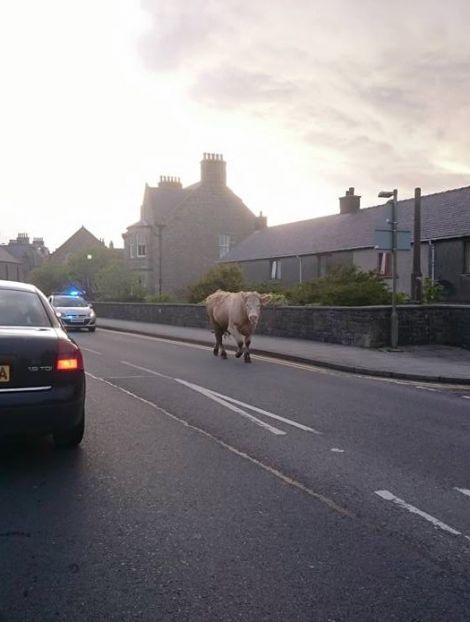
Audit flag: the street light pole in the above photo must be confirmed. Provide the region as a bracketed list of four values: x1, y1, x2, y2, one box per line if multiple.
[378, 188, 399, 349]
[390, 189, 398, 350]
[153, 225, 165, 297]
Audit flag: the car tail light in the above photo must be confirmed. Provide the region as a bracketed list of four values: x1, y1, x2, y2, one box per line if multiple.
[56, 340, 84, 372]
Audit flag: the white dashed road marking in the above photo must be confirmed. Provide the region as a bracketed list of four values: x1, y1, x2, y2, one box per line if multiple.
[375, 490, 469, 540]
[454, 487, 470, 498]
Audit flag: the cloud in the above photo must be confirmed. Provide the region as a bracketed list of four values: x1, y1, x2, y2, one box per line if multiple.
[137, 0, 470, 203]
[190, 66, 299, 108]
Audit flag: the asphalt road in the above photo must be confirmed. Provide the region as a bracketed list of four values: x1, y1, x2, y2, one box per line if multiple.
[1, 327, 470, 621]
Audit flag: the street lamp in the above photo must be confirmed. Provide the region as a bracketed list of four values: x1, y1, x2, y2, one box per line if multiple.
[85, 254, 93, 298]
[378, 189, 399, 349]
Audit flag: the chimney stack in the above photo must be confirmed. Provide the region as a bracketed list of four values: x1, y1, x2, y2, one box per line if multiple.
[158, 176, 182, 190]
[255, 211, 267, 230]
[201, 153, 226, 186]
[339, 187, 361, 214]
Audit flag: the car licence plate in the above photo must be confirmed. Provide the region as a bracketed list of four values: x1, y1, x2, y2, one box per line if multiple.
[0, 364, 10, 382]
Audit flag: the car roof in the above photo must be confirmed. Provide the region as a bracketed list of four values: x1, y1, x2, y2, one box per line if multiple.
[0, 280, 40, 293]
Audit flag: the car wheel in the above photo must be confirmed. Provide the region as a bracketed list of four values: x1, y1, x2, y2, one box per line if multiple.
[53, 409, 85, 448]
[88, 327, 96, 332]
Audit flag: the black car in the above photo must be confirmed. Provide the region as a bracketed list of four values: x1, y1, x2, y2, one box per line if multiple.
[0, 281, 85, 447]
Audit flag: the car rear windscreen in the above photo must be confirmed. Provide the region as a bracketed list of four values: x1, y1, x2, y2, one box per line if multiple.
[53, 296, 88, 307]
[0, 290, 51, 327]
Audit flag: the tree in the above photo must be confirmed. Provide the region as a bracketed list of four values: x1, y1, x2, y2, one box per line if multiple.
[94, 262, 147, 301]
[29, 263, 70, 296]
[67, 246, 113, 297]
[188, 264, 246, 303]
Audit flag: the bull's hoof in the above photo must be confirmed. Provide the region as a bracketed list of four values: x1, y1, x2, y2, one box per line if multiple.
[235, 351, 243, 358]
[213, 348, 219, 356]
[244, 353, 251, 363]
[221, 351, 228, 359]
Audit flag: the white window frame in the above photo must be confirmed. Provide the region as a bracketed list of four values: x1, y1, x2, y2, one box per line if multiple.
[270, 259, 281, 280]
[377, 251, 392, 277]
[137, 233, 146, 257]
[129, 236, 136, 259]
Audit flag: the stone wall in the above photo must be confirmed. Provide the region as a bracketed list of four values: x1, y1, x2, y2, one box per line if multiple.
[92, 302, 470, 348]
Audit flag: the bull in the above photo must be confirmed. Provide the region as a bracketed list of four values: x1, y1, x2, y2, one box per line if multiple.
[205, 290, 272, 363]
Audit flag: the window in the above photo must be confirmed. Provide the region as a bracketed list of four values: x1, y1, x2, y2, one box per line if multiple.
[218, 234, 231, 258]
[129, 236, 135, 259]
[270, 259, 281, 280]
[137, 233, 146, 257]
[0, 290, 51, 327]
[317, 254, 331, 278]
[377, 252, 392, 277]
[464, 241, 470, 273]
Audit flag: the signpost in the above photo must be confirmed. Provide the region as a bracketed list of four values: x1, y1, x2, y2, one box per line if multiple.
[376, 190, 411, 350]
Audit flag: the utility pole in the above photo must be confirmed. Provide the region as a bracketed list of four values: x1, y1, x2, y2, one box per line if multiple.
[155, 224, 165, 297]
[411, 187, 422, 303]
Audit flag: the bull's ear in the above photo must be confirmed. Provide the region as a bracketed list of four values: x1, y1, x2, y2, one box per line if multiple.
[260, 293, 272, 305]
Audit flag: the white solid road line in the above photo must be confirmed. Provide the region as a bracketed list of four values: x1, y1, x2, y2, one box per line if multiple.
[206, 389, 321, 434]
[454, 487, 470, 498]
[375, 490, 469, 539]
[80, 347, 102, 355]
[85, 370, 354, 519]
[175, 379, 286, 436]
[121, 360, 174, 381]
[121, 360, 318, 436]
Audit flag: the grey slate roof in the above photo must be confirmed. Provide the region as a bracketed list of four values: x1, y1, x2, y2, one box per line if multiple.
[128, 181, 253, 230]
[0, 247, 21, 263]
[223, 185, 470, 262]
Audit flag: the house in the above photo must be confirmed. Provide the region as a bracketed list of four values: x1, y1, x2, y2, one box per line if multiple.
[5, 233, 49, 279]
[0, 246, 23, 282]
[222, 185, 470, 302]
[122, 153, 261, 297]
[48, 226, 106, 264]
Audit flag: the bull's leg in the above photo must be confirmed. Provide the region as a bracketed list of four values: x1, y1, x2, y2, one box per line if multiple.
[213, 326, 225, 358]
[244, 336, 252, 363]
[229, 324, 244, 358]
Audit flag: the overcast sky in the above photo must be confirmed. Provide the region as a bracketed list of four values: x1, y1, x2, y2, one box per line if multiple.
[1, 0, 469, 251]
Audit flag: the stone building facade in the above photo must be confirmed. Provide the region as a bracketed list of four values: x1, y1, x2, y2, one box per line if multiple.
[4, 233, 49, 280]
[48, 226, 106, 264]
[123, 153, 260, 298]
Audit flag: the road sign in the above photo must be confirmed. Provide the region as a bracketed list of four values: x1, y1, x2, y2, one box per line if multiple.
[374, 228, 411, 251]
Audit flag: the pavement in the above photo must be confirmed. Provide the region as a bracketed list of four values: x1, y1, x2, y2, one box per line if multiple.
[96, 317, 470, 384]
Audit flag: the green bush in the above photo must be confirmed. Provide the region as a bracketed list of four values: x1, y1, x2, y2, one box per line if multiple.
[286, 266, 394, 306]
[422, 277, 444, 303]
[188, 264, 246, 303]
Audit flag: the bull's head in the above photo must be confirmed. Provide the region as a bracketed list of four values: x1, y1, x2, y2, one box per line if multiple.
[242, 292, 272, 327]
